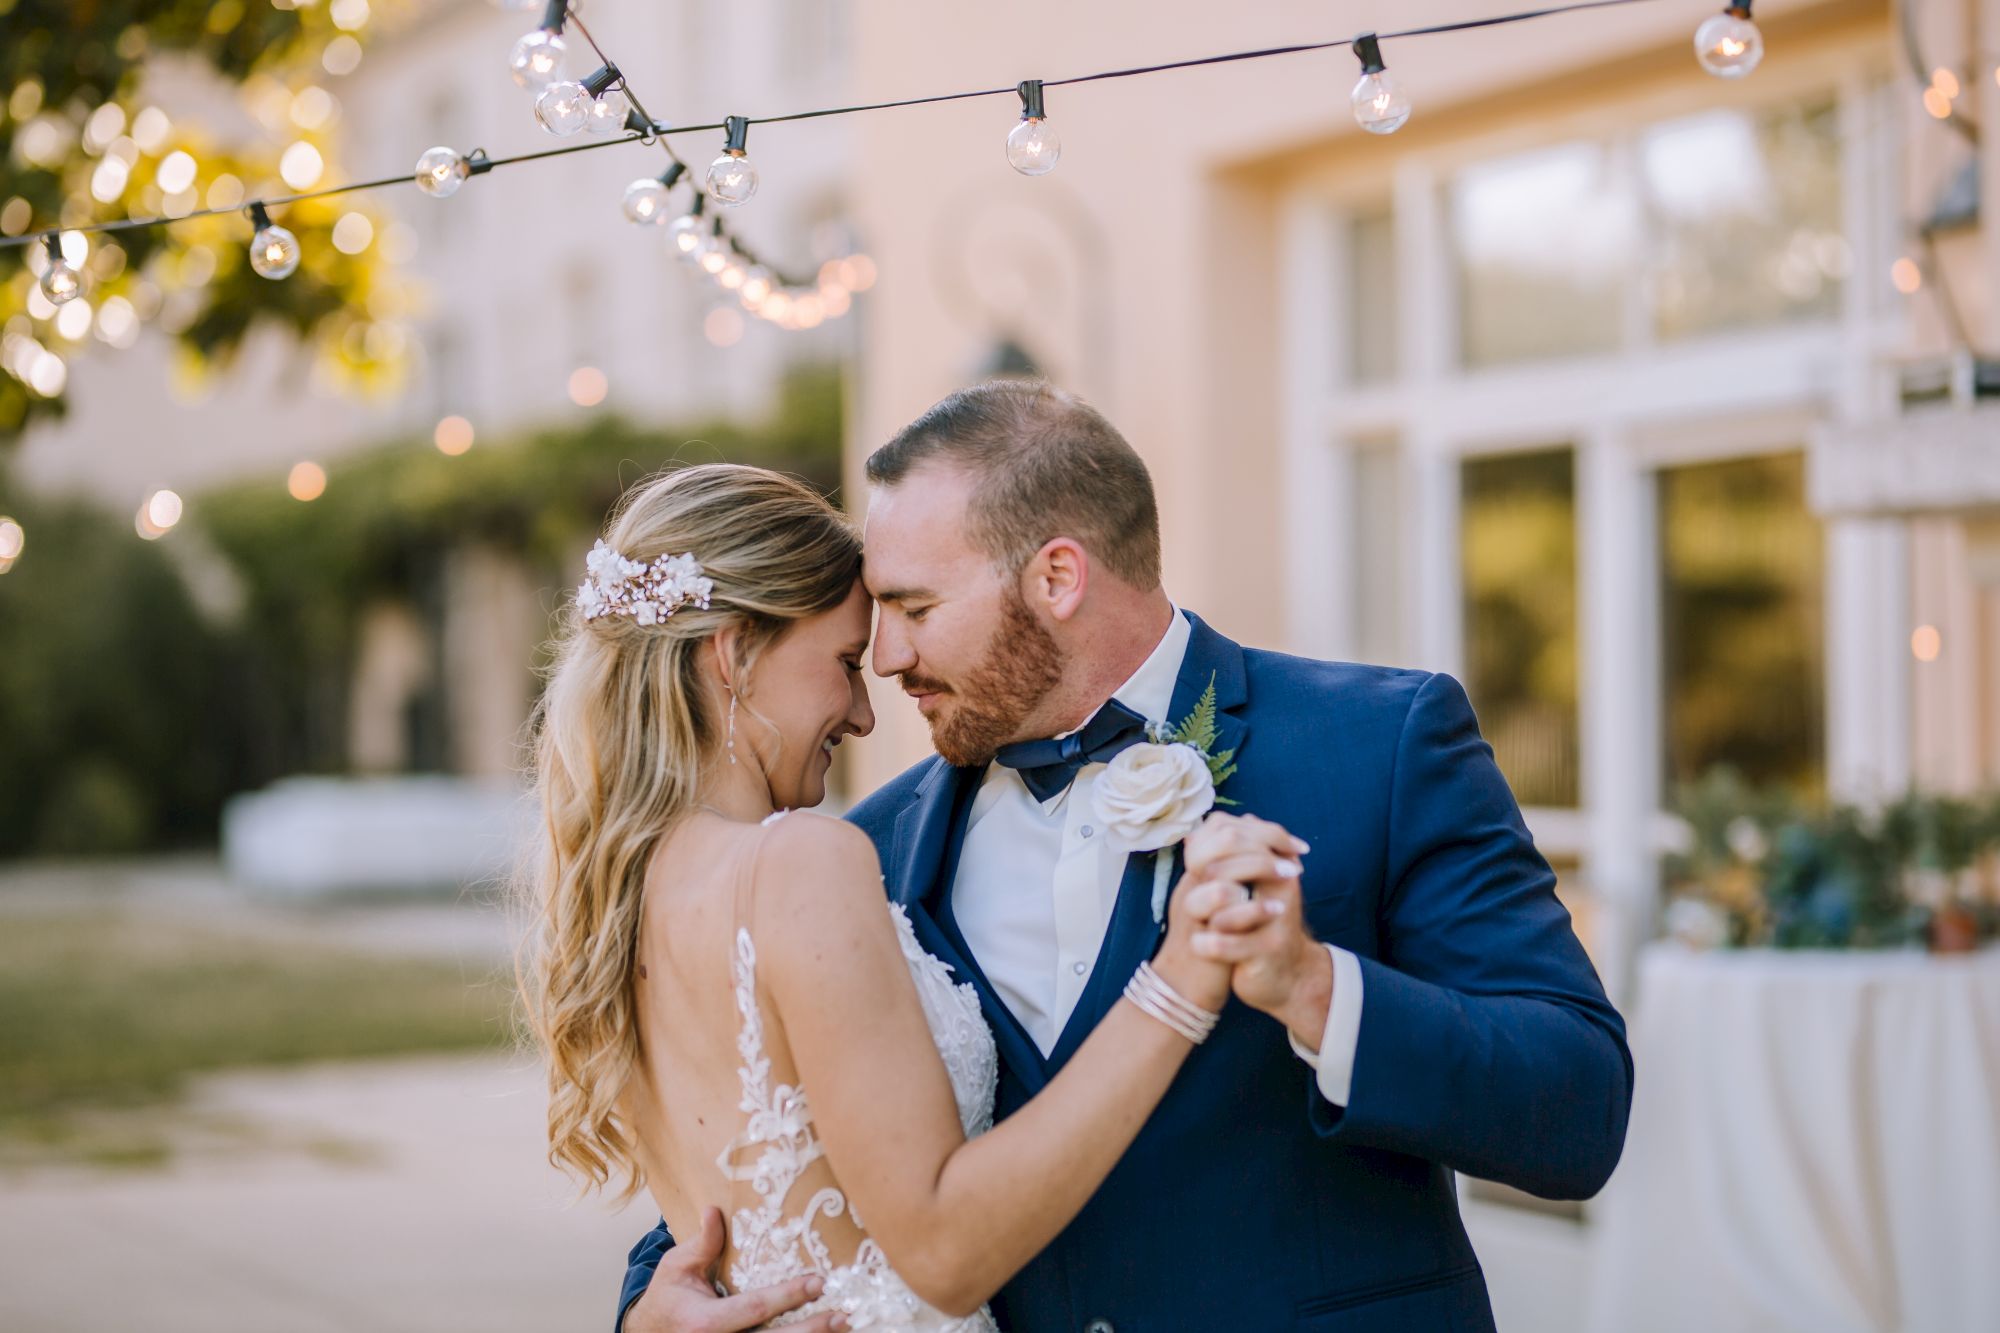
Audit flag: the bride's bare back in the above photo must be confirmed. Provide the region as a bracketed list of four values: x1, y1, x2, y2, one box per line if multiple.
[622, 812, 877, 1280]
[620, 810, 999, 1328]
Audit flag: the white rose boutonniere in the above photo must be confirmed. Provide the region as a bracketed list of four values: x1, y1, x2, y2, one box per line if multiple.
[1091, 672, 1241, 922]
[1095, 743, 1215, 853]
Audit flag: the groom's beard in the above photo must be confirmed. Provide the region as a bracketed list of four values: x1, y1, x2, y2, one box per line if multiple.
[904, 589, 1061, 767]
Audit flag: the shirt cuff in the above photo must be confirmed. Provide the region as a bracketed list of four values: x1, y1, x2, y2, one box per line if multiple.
[1286, 944, 1365, 1108]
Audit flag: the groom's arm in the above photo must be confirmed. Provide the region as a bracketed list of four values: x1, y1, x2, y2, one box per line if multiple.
[1315, 670, 1634, 1199]
[1210, 672, 1632, 1199]
[616, 1221, 672, 1332]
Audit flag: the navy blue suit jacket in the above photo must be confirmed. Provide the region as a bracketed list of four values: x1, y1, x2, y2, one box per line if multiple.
[617, 612, 1632, 1332]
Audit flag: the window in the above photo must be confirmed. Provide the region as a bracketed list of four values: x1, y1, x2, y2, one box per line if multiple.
[1641, 102, 1844, 341]
[1449, 143, 1634, 368]
[1426, 96, 1844, 372]
[1346, 204, 1398, 385]
[1658, 452, 1824, 797]
[1460, 448, 1580, 806]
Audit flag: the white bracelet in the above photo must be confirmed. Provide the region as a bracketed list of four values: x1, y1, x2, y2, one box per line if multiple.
[1123, 960, 1221, 1045]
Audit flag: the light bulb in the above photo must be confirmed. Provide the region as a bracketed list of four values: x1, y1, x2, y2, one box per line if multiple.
[706, 152, 758, 206]
[1348, 35, 1411, 135]
[668, 212, 707, 257]
[414, 146, 468, 198]
[1350, 72, 1411, 134]
[508, 29, 567, 91]
[248, 207, 301, 280]
[623, 177, 671, 225]
[39, 236, 83, 305]
[534, 80, 590, 135]
[740, 265, 774, 304]
[1694, 6, 1763, 79]
[698, 234, 732, 275]
[705, 116, 758, 207]
[1006, 119, 1060, 175]
[1007, 80, 1060, 175]
[717, 255, 748, 291]
[587, 87, 633, 135]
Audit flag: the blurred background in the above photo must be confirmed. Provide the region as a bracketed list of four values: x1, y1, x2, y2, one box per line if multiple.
[2, 1, 1997, 1330]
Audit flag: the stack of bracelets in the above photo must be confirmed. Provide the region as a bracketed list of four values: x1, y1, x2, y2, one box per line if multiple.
[1123, 960, 1221, 1045]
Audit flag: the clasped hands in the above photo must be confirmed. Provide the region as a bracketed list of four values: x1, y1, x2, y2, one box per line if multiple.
[1172, 811, 1333, 1056]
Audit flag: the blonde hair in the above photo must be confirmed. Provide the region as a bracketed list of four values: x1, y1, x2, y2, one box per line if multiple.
[520, 463, 862, 1197]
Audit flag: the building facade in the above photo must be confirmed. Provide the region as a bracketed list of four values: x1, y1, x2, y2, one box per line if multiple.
[842, 0, 1995, 1008]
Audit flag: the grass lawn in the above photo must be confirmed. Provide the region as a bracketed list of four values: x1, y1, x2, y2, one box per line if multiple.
[0, 907, 518, 1164]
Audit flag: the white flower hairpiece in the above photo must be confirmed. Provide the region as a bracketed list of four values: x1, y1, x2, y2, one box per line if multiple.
[577, 539, 714, 626]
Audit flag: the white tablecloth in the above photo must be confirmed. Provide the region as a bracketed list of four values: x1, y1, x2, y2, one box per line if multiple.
[1585, 943, 2000, 1333]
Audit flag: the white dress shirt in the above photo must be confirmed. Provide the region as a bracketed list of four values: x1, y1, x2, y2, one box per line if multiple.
[950, 606, 1365, 1106]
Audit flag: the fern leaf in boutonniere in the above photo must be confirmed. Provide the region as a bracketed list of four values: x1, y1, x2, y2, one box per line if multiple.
[1151, 672, 1238, 806]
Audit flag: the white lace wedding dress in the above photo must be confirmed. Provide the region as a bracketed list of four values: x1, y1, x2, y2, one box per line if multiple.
[718, 885, 1001, 1332]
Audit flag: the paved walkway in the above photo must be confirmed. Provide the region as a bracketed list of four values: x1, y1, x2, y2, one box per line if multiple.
[0, 1055, 658, 1333]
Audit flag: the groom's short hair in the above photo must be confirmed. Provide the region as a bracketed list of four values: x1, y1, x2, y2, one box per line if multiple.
[866, 380, 1162, 589]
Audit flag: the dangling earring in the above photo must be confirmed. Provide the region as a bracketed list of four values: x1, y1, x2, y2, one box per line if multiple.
[726, 686, 738, 765]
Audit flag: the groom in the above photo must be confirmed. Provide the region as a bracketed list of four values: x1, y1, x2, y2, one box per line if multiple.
[619, 381, 1632, 1332]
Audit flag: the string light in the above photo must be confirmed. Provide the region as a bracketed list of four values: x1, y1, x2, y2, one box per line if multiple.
[0, 516, 23, 571]
[508, 0, 569, 91]
[587, 78, 635, 136]
[1693, 2, 1762, 79]
[1007, 81, 1060, 175]
[668, 195, 708, 256]
[623, 162, 685, 224]
[3, 0, 1761, 358]
[246, 204, 301, 280]
[434, 415, 475, 454]
[38, 233, 83, 305]
[534, 78, 593, 136]
[697, 220, 732, 275]
[413, 145, 492, 198]
[705, 116, 759, 206]
[287, 461, 328, 501]
[1350, 34, 1412, 134]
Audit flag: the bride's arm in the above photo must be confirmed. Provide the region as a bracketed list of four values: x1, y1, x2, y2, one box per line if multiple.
[751, 812, 1292, 1317]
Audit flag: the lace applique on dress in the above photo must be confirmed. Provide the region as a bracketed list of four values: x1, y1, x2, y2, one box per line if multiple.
[719, 901, 999, 1331]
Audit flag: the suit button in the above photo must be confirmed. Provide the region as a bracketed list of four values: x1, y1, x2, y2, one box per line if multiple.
[1084, 1321, 1115, 1333]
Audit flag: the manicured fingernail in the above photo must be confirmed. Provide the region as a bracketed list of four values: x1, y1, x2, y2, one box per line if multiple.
[831, 1317, 850, 1332]
[1264, 897, 1285, 915]
[807, 1276, 826, 1298]
[1275, 860, 1302, 878]
[1292, 837, 1311, 854]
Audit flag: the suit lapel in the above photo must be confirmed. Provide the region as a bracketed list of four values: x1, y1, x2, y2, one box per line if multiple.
[890, 760, 1052, 1093]
[1044, 612, 1252, 1070]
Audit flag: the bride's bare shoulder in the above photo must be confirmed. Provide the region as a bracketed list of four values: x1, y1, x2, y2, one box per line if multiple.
[750, 812, 892, 938]
[756, 811, 880, 885]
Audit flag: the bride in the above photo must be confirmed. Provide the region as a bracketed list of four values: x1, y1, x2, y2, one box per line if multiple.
[519, 464, 1301, 1330]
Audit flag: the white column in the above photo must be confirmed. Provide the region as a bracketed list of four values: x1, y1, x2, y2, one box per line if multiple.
[1395, 160, 1461, 675]
[1577, 430, 1660, 1009]
[1825, 517, 1913, 802]
[1277, 194, 1347, 661]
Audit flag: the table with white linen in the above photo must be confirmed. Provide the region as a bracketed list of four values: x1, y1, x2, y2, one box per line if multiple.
[1584, 942, 2000, 1333]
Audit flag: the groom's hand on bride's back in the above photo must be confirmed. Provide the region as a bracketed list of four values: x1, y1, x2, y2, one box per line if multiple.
[624, 1206, 850, 1333]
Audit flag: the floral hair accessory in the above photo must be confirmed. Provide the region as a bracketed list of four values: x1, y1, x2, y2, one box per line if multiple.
[576, 540, 714, 626]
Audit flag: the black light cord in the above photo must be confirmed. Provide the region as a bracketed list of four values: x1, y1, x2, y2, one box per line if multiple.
[0, 0, 1683, 251]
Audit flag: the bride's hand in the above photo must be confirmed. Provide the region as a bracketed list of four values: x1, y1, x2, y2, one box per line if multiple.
[1151, 812, 1309, 1016]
